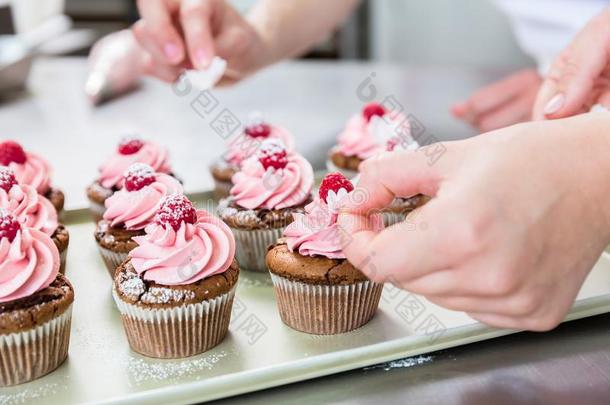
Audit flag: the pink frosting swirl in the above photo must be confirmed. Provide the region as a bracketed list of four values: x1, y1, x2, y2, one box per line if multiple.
[0, 228, 60, 303]
[335, 112, 414, 159]
[224, 124, 295, 167]
[8, 151, 53, 195]
[0, 184, 58, 236]
[284, 194, 383, 259]
[130, 210, 236, 285]
[103, 173, 183, 230]
[230, 151, 314, 210]
[99, 141, 172, 189]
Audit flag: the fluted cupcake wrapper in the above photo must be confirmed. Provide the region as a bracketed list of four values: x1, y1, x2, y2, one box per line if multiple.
[88, 200, 106, 222]
[212, 178, 232, 201]
[0, 306, 72, 387]
[112, 287, 235, 359]
[382, 211, 406, 227]
[325, 159, 359, 180]
[59, 248, 68, 275]
[97, 246, 129, 278]
[270, 274, 383, 335]
[230, 226, 284, 272]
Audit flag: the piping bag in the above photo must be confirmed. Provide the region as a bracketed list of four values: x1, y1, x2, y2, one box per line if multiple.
[85, 29, 227, 105]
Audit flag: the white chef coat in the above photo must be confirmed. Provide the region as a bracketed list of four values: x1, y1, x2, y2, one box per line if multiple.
[495, 0, 610, 73]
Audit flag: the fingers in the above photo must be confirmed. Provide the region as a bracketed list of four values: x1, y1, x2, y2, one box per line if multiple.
[347, 150, 446, 215]
[135, 0, 184, 65]
[179, 0, 216, 69]
[475, 94, 534, 132]
[141, 53, 183, 82]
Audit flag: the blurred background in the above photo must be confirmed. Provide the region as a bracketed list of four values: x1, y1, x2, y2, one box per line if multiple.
[0, 0, 533, 68]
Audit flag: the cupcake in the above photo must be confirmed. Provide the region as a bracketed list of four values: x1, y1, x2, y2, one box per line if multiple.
[0, 167, 70, 273]
[327, 102, 418, 178]
[94, 163, 182, 277]
[210, 113, 295, 199]
[0, 210, 74, 386]
[113, 195, 239, 358]
[218, 139, 313, 272]
[266, 172, 384, 335]
[86, 136, 174, 221]
[0, 140, 65, 214]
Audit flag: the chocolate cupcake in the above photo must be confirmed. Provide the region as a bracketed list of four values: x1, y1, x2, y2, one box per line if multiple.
[266, 173, 384, 335]
[113, 195, 239, 358]
[327, 102, 417, 178]
[0, 212, 74, 386]
[210, 113, 296, 199]
[0, 167, 70, 273]
[95, 163, 182, 277]
[0, 140, 65, 213]
[218, 139, 313, 272]
[86, 136, 174, 221]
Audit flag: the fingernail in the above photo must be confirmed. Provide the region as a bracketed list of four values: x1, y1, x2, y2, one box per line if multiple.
[164, 42, 181, 63]
[544, 93, 565, 115]
[195, 48, 211, 69]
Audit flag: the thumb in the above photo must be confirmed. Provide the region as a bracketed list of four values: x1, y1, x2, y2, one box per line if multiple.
[533, 10, 610, 120]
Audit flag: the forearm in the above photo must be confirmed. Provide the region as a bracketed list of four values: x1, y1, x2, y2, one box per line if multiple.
[246, 0, 360, 69]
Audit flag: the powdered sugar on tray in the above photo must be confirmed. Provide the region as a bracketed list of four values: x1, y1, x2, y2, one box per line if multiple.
[127, 351, 228, 386]
[0, 376, 67, 405]
[364, 355, 434, 371]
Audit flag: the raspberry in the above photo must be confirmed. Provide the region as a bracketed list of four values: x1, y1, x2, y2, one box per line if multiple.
[124, 163, 156, 192]
[155, 194, 197, 231]
[257, 140, 288, 170]
[245, 122, 271, 138]
[362, 102, 386, 122]
[0, 141, 27, 165]
[386, 138, 399, 152]
[0, 210, 20, 242]
[0, 166, 17, 192]
[319, 172, 354, 203]
[118, 137, 144, 155]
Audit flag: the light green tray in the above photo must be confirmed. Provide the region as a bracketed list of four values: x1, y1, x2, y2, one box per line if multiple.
[2, 192, 610, 404]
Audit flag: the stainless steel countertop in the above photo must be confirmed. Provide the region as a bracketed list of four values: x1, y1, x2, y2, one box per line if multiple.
[3, 58, 608, 404]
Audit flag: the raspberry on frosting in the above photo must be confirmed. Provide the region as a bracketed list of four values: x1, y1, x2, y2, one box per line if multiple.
[0, 166, 18, 192]
[319, 172, 354, 203]
[124, 163, 156, 192]
[257, 139, 288, 170]
[362, 102, 386, 122]
[0, 141, 27, 165]
[118, 136, 145, 155]
[155, 194, 198, 231]
[0, 209, 20, 242]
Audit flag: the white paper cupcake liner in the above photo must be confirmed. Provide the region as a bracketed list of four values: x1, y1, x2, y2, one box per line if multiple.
[88, 199, 106, 222]
[0, 306, 72, 387]
[270, 273, 383, 335]
[230, 226, 284, 272]
[112, 287, 235, 359]
[212, 178, 232, 200]
[325, 158, 359, 179]
[98, 246, 129, 278]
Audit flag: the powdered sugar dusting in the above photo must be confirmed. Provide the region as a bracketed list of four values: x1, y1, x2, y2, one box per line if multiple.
[118, 274, 146, 298]
[0, 376, 67, 405]
[140, 286, 196, 305]
[364, 355, 434, 371]
[0, 166, 17, 192]
[127, 351, 228, 386]
[124, 163, 154, 179]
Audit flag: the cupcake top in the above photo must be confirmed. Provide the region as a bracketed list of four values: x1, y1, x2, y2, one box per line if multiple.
[335, 102, 418, 160]
[0, 140, 53, 195]
[103, 163, 183, 231]
[230, 139, 313, 210]
[0, 210, 60, 304]
[129, 195, 236, 286]
[224, 113, 295, 168]
[0, 167, 58, 236]
[98, 136, 172, 189]
[283, 172, 383, 259]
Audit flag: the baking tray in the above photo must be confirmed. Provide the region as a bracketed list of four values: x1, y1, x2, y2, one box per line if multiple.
[3, 191, 610, 405]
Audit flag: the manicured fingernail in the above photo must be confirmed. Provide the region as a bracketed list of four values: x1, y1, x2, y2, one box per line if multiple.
[544, 93, 565, 115]
[164, 42, 181, 63]
[195, 48, 211, 69]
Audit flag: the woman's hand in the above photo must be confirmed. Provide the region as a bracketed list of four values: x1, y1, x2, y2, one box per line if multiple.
[133, 0, 269, 84]
[452, 69, 541, 132]
[533, 7, 610, 120]
[338, 114, 610, 331]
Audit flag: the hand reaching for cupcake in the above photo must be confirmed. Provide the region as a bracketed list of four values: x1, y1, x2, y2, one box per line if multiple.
[338, 113, 610, 331]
